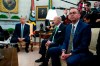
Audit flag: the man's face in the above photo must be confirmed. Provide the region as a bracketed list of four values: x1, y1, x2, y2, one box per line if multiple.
[84, 4, 90, 11]
[94, 2, 98, 8]
[68, 9, 80, 23]
[63, 9, 67, 14]
[20, 17, 26, 24]
[53, 17, 59, 25]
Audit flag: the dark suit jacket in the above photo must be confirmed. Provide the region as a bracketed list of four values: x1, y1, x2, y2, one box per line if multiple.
[62, 20, 91, 54]
[0, 26, 9, 41]
[61, 15, 66, 22]
[49, 23, 66, 46]
[91, 8, 100, 14]
[81, 11, 99, 28]
[61, 15, 71, 25]
[0, 26, 4, 41]
[10, 23, 30, 43]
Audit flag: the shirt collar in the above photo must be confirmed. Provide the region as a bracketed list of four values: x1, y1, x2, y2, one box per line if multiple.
[56, 23, 61, 28]
[64, 14, 67, 17]
[21, 24, 25, 26]
[72, 20, 79, 28]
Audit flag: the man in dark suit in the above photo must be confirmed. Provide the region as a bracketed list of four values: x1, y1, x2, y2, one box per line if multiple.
[92, 1, 100, 13]
[10, 17, 30, 53]
[35, 16, 66, 66]
[81, 2, 99, 28]
[48, 8, 93, 66]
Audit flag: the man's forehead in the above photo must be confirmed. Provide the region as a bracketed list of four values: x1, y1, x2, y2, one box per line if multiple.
[70, 9, 78, 12]
[21, 17, 25, 19]
[84, 4, 87, 6]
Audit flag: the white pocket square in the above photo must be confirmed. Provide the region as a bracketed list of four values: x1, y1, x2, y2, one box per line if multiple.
[58, 31, 61, 33]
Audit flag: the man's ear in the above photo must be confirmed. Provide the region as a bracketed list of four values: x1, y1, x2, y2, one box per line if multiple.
[78, 14, 81, 18]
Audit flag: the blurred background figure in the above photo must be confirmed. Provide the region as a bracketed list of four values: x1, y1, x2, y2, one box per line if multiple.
[61, 8, 71, 25]
[0, 26, 4, 41]
[81, 1, 99, 28]
[45, 19, 50, 32]
[92, 1, 100, 13]
[77, 0, 88, 13]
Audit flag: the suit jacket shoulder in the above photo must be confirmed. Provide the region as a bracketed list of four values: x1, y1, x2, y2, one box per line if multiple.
[59, 23, 66, 29]
[49, 23, 66, 45]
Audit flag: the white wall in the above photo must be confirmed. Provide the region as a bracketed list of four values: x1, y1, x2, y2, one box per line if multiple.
[34, 0, 79, 30]
[0, 0, 97, 29]
[18, 0, 31, 19]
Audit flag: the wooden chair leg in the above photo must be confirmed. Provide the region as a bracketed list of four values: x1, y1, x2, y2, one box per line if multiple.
[31, 43, 33, 51]
[6, 45, 8, 48]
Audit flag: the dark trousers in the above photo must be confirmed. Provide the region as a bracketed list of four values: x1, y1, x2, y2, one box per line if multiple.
[39, 39, 59, 62]
[48, 47, 62, 66]
[10, 37, 30, 50]
[48, 47, 94, 66]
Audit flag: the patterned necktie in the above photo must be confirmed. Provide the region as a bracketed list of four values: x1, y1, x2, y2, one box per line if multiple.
[52, 26, 58, 42]
[67, 25, 75, 53]
[21, 24, 24, 38]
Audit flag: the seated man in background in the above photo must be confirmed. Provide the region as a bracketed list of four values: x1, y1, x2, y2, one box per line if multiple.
[61, 8, 71, 25]
[35, 16, 66, 66]
[10, 16, 30, 53]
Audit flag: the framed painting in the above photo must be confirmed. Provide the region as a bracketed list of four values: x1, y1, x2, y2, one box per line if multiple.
[36, 6, 48, 20]
[0, 0, 18, 13]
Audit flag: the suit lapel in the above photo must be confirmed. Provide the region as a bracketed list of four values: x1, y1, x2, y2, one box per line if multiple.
[66, 24, 72, 48]
[57, 23, 62, 31]
[68, 24, 72, 41]
[55, 23, 62, 35]
[74, 20, 81, 39]
[19, 24, 21, 33]
[55, 23, 64, 34]
[69, 24, 72, 36]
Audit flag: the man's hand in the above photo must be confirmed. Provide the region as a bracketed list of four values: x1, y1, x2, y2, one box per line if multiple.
[45, 40, 52, 47]
[61, 52, 72, 60]
[18, 38, 25, 42]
